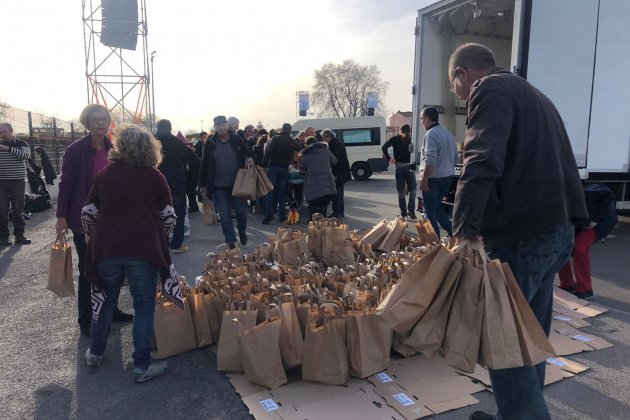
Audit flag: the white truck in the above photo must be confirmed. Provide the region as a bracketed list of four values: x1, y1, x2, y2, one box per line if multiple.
[412, 0, 630, 209]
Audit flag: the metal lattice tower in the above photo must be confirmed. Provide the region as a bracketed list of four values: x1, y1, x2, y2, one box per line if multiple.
[81, 0, 153, 129]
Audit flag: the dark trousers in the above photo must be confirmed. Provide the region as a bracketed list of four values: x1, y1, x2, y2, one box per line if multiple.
[186, 178, 199, 211]
[263, 166, 289, 219]
[309, 195, 334, 219]
[395, 165, 417, 216]
[286, 183, 303, 208]
[170, 190, 187, 249]
[422, 176, 452, 238]
[331, 182, 345, 217]
[0, 179, 26, 238]
[72, 232, 92, 329]
[488, 222, 574, 420]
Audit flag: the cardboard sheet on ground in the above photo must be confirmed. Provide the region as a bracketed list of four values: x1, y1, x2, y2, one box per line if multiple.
[553, 288, 608, 318]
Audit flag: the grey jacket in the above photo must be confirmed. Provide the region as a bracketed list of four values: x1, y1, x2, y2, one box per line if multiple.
[299, 142, 337, 201]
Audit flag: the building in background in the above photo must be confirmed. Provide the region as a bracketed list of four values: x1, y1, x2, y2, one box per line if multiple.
[387, 110, 413, 139]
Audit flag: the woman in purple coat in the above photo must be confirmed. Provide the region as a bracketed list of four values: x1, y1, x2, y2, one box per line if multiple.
[55, 104, 132, 337]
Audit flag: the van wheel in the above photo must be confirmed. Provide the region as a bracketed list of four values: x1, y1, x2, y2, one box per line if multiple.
[352, 162, 372, 181]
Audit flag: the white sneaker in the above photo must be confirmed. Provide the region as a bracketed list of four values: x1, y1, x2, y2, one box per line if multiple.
[133, 361, 169, 383]
[85, 348, 102, 368]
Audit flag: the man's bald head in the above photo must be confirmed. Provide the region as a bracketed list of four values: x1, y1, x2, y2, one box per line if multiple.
[448, 43, 496, 78]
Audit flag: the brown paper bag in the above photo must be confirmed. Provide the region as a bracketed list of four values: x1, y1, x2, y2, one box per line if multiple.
[217, 303, 257, 371]
[376, 246, 455, 335]
[321, 219, 351, 264]
[232, 167, 258, 200]
[376, 216, 407, 252]
[501, 262, 556, 365]
[479, 260, 524, 369]
[204, 292, 222, 343]
[272, 301, 304, 369]
[361, 219, 390, 250]
[392, 333, 417, 357]
[189, 290, 213, 347]
[47, 234, 75, 297]
[404, 257, 462, 357]
[302, 312, 348, 385]
[236, 318, 287, 389]
[307, 218, 324, 258]
[255, 166, 274, 198]
[201, 196, 218, 225]
[442, 263, 484, 373]
[153, 296, 198, 359]
[347, 309, 393, 378]
[415, 216, 438, 244]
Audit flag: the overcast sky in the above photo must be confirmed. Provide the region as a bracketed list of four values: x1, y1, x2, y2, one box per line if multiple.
[2, 1, 435, 133]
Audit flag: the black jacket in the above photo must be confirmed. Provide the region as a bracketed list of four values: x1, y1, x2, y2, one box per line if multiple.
[194, 140, 204, 159]
[199, 131, 251, 195]
[581, 184, 618, 240]
[39, 149, 57, 184]
[155, 132, 188, 193]
[382, 134, 412, 164]
[327, 137, 351, 184]
[262, 133, 297, 169]
[452, 69, 587, 250]
[186, 147, 200, 185]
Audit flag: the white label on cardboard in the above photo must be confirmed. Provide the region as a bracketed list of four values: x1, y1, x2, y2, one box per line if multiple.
[393, 393, 415, 407]
[573, 335, 593, 342]
[554, 315, 571, 321]
[547, 358, 567, 367]
[375, 372, 393, 383]
[259, 398, 279, 412]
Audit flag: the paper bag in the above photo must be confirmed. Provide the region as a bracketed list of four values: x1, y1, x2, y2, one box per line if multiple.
[347, 309, 393, 378]
[236, 318, 287, 389]
[232, 167, 258, 200]
[376, 216, 406, 252]
[255, 166, 274, 198]
[153, 296, 198, 359]
[302, 313, 348, 385]
[442, 263, 484, 373]
[479, 260, 524, 369]
[415, 216, 438, 244]
[404, 257, 462, 357]
[274, 301, 304, 369]
[189, 289, 213, 347]
[377, 246, 455, 335]
[47, 234, 75, 297]
[321, 219, 351, 264]
[202, 196, 218, 225]
[307, 218, 323, 258]
[217, 304, 257, 371]
[501, 262, 556, 365]
[203, 292, 223, 343]
[361, 219, 390, 250]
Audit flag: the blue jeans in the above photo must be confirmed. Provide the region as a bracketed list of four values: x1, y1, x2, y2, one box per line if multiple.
[395, 165, 417, 216]
[487, 222, 574, 420]
[213, 189, 248, 244]
[331, 182, 345, 217]
[263, 166, 289, 219]
[170, 189, 187, 249]
[423, 176, 452, 238]
[91, 257, 158, 370]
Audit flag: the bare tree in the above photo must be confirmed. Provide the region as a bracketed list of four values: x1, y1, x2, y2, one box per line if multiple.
[312, 60, 389, 118]
[0, 99, 10, 122]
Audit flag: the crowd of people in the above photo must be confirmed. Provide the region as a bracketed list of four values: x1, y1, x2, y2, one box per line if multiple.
[0, 42, 620, 418]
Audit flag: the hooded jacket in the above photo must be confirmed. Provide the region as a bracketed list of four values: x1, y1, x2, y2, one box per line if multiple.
[299, 142, 337, 201]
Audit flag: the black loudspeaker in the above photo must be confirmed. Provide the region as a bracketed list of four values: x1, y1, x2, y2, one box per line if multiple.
[367, 108, 375, 116]
[101, 0, 139, 50]
[299, 110, 307, 117]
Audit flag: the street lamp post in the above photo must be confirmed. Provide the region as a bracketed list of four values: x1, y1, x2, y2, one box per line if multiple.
[201, 120, 204, 133]
[150, 50, 157, 132]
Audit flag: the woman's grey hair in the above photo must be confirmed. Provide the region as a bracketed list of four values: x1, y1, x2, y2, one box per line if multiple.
[321, 129, 334, 139]
[108, 124, 163, 168]
[79, 104, 111, 129]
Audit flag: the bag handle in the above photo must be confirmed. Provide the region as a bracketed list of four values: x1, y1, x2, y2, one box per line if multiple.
[54, 233, 67, 248]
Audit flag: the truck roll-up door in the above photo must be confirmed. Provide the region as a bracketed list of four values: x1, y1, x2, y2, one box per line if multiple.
[587, 0, 630, 173]
[522, 0, 599, 168]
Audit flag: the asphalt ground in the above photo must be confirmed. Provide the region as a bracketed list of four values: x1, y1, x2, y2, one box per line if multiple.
[1, 173, 629, 419]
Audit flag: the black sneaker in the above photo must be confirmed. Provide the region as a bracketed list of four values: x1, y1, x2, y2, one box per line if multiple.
[80, 325, 91, 337]
[559, 285, 576, 293]
[239, 231, 248, 246]
[112, 308, 134, 322]
[408, 213, 418, 221]
[227, 242, 237, 249]
[574, 290, 594, 300]
[469, 411, 495, 420]
[0, 237, 11, 247]
[14, 235, 31, 245]
[261, 216, 274, 225]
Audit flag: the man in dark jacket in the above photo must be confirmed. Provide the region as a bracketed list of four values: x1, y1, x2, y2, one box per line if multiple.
[449, 44, 587, 420]
[199, 115, 253, 248]
[185, 144, 201, 213]
[322, 129, 351, 218]
[559, 183, 618, 300]
[382, 124, 417, 220]
[195, 131, 207, 159]
[155, 119, 189, 253]
[261, 123, 298, 224]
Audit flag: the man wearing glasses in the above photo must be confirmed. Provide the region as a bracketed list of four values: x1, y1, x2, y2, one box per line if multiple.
[448, 44, 587, 420]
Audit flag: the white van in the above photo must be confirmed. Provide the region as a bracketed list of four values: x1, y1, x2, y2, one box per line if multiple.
[291, 116, 388, 181]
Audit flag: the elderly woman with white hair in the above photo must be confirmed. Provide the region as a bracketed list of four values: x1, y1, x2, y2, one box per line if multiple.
[56, 104, 133, 337]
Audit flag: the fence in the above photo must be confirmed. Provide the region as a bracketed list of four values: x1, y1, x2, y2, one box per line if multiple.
[1, 105, 87, 172]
